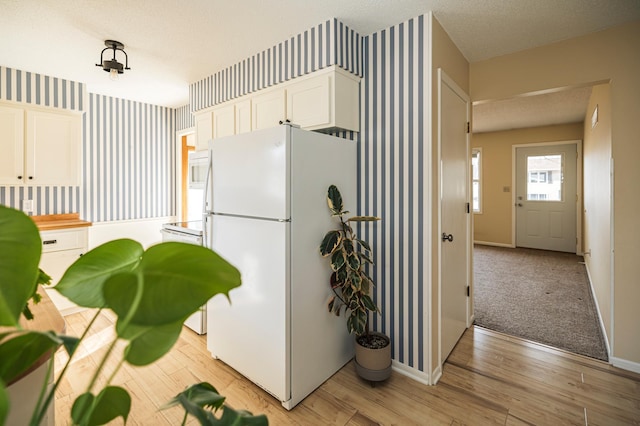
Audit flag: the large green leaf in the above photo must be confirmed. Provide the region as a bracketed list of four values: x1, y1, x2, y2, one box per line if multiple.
[347, 252, 360, 270]
[319, 231, 341, 257]
[327, 185, 343, 215]
[55, 239, 144, 308]
[330, 250, 345, 272]
[0, 206, 41, 326]
[0, 331, 61, 384]
[91, 386, 131, 425]
[107, 243, 240, 327]
[123, 321, 183, 366]
[71, 387, 131, 426]
[162, 382, 268, 426]
[0, 380, 7, 426]
[71, 392, 94, 425]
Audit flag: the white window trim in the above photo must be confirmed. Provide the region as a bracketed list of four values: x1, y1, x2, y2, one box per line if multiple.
[472, 147, 482, 214]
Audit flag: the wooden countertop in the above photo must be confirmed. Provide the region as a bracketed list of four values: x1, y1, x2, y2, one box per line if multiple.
[2, 287, 66, 385]
[32, 213, 92, 231]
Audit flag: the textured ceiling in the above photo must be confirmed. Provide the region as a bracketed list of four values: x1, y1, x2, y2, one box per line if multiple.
[0, 0, 638, 131]
[472, 86, 594, 133]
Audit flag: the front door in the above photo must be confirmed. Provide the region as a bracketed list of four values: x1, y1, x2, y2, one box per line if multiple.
[440, 71, 470, 362]
[515, 144, 577, 253]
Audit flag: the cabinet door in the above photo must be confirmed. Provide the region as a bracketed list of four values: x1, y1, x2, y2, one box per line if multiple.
[0, 105, 25, 185]
[252, 89, 285, 131]
[40, 248, 85, 315]
[235, 99, 252, 134]
[212, 104, 235, 139]
[26, 110, 81, 186]
[286, 74, 331, 129]
[194, 111, 213, 151]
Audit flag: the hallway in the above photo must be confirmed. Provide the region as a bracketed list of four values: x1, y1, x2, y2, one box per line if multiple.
[472, 244, 608, 361]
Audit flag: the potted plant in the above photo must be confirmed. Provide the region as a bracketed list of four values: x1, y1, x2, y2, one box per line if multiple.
[0, 205, 267, 425]
[319, 185, 391, 382]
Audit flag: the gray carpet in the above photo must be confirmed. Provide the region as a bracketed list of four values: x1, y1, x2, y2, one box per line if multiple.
[473, 245, 608, 361]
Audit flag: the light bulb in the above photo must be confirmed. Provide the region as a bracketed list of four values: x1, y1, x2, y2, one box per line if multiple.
[109, 68, 119, 81]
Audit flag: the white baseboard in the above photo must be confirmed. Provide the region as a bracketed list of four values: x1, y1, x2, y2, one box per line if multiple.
[611, 357, 640, 374]
[88, 216, 175, 249]
[391, 360, 433, 385]
[473, 240, 513, 248]
[583, 262, 612, 357]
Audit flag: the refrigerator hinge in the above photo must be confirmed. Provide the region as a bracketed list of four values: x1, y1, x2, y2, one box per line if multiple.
[466, 286, 470, 297]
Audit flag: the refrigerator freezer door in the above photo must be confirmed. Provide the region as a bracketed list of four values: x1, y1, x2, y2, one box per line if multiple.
[211, 126, 289, 220]
[207, 215, 289, 401]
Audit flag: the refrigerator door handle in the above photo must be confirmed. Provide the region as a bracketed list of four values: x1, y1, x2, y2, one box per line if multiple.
[202, 148, 213, 249]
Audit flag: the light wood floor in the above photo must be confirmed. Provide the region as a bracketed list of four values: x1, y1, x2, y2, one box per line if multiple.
[54, 310, 640, 425]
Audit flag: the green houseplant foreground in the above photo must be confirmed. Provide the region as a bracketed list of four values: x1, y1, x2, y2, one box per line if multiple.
[319, 185, 392, 381]
[0, 205, 268, 425]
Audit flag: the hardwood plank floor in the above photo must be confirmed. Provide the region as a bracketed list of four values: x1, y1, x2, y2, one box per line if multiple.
[53, 310, 640, 425]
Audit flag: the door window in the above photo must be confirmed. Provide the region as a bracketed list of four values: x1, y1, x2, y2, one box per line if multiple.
[526, 154, 562, 201]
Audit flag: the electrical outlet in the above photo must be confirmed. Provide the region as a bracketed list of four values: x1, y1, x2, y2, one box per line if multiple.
[22, 199, 33, 213]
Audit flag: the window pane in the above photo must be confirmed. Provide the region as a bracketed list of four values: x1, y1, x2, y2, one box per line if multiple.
[472, 181, 479, 211]
[526, 154, 562, 201]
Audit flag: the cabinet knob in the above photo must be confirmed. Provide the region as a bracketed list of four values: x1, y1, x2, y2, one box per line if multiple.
[17, 175, 22, 180]
[28, 176, 33, 180]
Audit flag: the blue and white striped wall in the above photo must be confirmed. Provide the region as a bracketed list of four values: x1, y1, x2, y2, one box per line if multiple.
[0, 66, 85, 111]
[0, 67, 177, 223]
[187, 15, 434, 379]
[0, 67, 85, 214]
[175, 104, 194, 131]
[190, 18, 362, 112]
[82, 94, 176, 222]
[359, 14, 431, 376]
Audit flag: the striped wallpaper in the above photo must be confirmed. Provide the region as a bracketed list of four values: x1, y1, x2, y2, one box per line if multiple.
[82, 94, 176, 222]
[186, 15, 434, 377]
[0, 67, 85, 215]
[0, 66, 85, 111]
[175, 104, 194, 131]
[359, 14, 431, 372]
[190, 18, 362, 112]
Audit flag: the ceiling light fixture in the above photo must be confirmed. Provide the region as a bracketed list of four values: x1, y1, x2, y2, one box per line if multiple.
[96, 40, 130, 81]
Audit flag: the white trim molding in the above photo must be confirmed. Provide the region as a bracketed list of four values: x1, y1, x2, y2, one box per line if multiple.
[391, 360, 434, 386]
[610, 357, 640, 374]
[473, 240, 514, 248]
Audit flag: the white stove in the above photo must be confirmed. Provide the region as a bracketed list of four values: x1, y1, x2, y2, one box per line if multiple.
[160, 220, 206, 334]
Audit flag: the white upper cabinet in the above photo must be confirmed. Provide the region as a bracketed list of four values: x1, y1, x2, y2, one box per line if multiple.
[194, 65, 360, 137]
[286, 74, 331, 129]
[250, 66, 360, 132]
[0, 103, 81, 186]
[0, 104, 25, 185]
[212, 103, 236, 139]
[194, 110, 213, 151]
[252, 90, 286, 131]
[26, 110, 81, 186]
[235, 99, 252, 135]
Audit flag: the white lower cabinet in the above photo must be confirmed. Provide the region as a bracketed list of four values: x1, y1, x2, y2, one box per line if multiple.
[39, 228, 88, 315]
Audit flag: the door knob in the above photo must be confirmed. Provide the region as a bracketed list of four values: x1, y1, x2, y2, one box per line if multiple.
[516, 203, 523, 207]
[442, 233, 454, 242]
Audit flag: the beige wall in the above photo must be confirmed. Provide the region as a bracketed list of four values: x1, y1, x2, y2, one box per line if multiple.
[431, 15, 470, 377]
[583, 83, 612, 345]
[472, 123, 584, 245]
[470, 20, 640, 367]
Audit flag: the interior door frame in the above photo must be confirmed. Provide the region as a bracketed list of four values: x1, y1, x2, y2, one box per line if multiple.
[511, 139, 583, 254]
[175, 128, 195, 221]
[437, 69, 472, 372]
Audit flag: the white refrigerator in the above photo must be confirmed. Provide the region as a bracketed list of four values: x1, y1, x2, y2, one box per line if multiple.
[204, 124, 356, 410]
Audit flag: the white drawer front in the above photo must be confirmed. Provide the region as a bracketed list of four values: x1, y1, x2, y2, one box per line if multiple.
[40, 228, 87, 252]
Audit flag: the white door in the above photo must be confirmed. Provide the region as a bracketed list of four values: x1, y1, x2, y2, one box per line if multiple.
[439, 72, 470, 362]
[515, 144, 577, 253]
